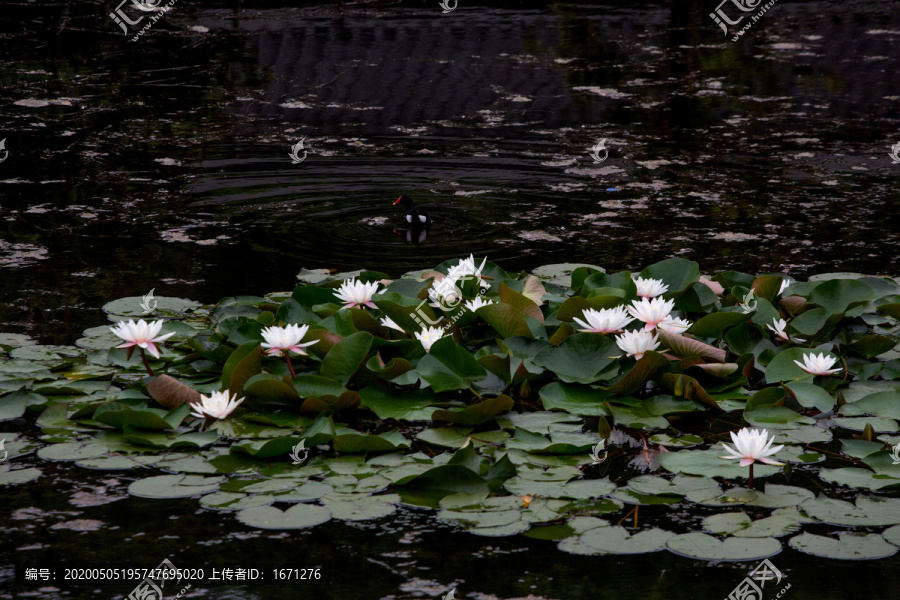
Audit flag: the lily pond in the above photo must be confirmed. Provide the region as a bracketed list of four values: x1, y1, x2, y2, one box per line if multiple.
[4, 0, 900, 599]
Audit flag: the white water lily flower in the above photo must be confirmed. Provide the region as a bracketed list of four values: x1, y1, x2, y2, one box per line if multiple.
[261, 324, 318, 357]
[573, 307, 634, 334]
[627, 297, 676, 330]
[633, 276, 669, 298]
[794, 352, 841, 376]
[720, 428, 785, 467]
[109, 319, 175, 359]
[658, 315, 691, 334]
[614, 329, 660, 360]
[465, 296, 494, 311]
[415, 326, 446, 352]
[767, 318, 791, 341]
[380, 316, 405, 332]
[334, 278, 380, 309]
[191, 390, 245, 420]
[447, 254, 489, 288]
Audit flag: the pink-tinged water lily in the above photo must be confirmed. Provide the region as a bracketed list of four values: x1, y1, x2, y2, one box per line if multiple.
[658, 315, 691, 334]
[633, 276, 669, 298]
[573, 307, 634, 334]
[465, 296, 494, 311]
[415, 326, 446, 352]
[190, 390, 245, 420]
[720, 427, 784, 487]
[109, 319, 175, 360]
[767, 318, 791, 341]
[261, 324, 318, 357]
[614, 329, 660, 360]
[334, 278, 380, 309]
[794, 352, 841, 376]
[380, 316, 405, 332]
[627, 297, 676, 330]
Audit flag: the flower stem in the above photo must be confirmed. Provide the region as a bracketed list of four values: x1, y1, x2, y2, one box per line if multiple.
[139, 348, 155, 376]
[285, 355, 296, 378]
[748, 462, 754, 488]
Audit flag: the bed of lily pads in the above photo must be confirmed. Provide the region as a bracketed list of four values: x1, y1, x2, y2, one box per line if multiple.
[3, 257, 900, 561]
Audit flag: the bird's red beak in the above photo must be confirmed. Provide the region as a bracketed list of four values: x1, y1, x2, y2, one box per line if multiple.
[393, 197, 402, 205]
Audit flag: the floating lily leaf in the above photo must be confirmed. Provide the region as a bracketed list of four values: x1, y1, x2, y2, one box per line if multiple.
[93, 402, 191, 430]
[332, 430, 410, 453]
[128, 474, 223, 499]
[607, 352, 670, 395]
[122, 428, 218, 449]
[199, 492, 276, 511]
[799, 495, 900, 526]
[658, 448, 781, 479]
[744, 405, 816, 429]
[0, 388, 31, 421]
[415, 428, 510, 448]
[323, 493, 398, 521]
[789, 532, 898, 560]
[103, 296, 201, 318]
[38, 441, 108, 461]
[657, 331, 726, 363]
[319, 331, 373, 385]
[688, 312, 750, 339]
[503, 476, 615, 499]
[786, 382, 834, 413]
[416, 337, 487, 392]
[818, 468, 900, 491]
[666, 533, 780, 561]
[538, 382, 612, 416]
[832, 416, 898, 433]
[640, 258, 700, 295]
[432, 395, 514, 426]
[703, 512, 801, 537]
[808, 278, 876, 314]
[579, 526, 673, 555]
[243, 374, 300, 402]
[0, 465, 42, 485]
[146, 374, 203, 409]
[221, 342, 262, 396]
[236, 503, 332, 529]
[532, 334, 619, 385]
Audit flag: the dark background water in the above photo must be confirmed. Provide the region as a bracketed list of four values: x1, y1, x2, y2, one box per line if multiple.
[2, 0, 900, 598]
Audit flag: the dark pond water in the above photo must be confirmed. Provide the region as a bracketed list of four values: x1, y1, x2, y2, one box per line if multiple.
[2, 0, 900, 598]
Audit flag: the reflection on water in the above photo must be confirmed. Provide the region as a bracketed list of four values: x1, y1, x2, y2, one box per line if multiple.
[2, 1, 900, 597]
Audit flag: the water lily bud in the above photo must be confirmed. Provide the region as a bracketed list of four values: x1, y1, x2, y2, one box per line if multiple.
[519, 379, 531, 398]
[674, 374, 685, 397]
[521, 495, 533, 509]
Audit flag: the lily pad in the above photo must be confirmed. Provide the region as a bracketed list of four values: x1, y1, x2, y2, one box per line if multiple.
[236, 503, 332, 529]
[789, 532, 897, 560]
[128, 474, 223, 499]
[666, 532, 781, 561]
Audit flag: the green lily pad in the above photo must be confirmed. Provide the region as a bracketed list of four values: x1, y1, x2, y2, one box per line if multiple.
[236, 503, 332, 529]
[789, 532, 897, 560]
[666, 533, 781, 561]
[199, 492, 276, 511]
[799, 496, 900, 526]
[658, 448, 781, 479]
[0, 465, 42, 485]
[128, 474, 223, 499]
[579, 526, 673, 554]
